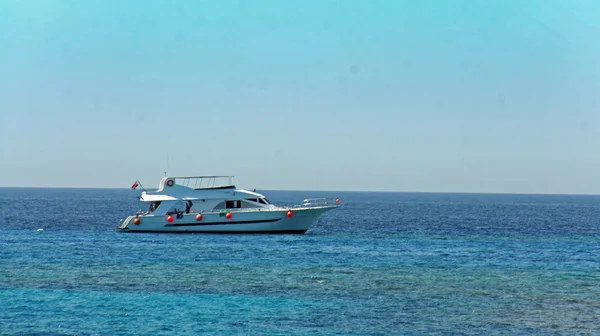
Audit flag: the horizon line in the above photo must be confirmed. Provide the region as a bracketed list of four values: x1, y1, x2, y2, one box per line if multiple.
[0, 186, 598, 196]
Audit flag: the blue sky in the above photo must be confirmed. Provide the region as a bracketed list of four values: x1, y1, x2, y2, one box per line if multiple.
[1, 0, 599, 193]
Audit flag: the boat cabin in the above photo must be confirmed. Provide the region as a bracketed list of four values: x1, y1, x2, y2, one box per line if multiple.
[137, 176, 275, 216]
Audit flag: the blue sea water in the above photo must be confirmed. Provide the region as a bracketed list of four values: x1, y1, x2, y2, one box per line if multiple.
[1, 188, 599, 335]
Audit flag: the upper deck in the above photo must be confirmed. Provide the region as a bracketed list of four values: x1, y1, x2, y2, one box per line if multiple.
[159, 176, 235, 190]
[138, 175, 269, 204]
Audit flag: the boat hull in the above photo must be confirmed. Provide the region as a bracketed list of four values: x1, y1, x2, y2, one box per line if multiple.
[117, 206, 335, 233]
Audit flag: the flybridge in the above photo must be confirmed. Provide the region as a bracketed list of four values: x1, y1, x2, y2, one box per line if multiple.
[131, 176, 235, 191]
[131, 175, 235, 190]
[162, 176, 235, 190]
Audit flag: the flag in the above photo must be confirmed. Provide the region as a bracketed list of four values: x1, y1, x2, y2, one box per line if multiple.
[131, 181, 138, 190]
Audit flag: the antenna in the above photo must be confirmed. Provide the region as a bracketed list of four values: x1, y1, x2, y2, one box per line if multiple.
[166, 154, 170, 175]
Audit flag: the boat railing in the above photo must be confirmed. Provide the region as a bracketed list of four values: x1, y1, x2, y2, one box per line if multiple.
[171, 176, 234, 189]
[200, 203, 335, 214]
[298, 198, 339, 208]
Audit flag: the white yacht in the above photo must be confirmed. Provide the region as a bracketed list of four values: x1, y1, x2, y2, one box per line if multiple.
[117, 176, 339, 233]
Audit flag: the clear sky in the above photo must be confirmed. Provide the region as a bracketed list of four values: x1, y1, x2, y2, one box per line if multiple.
[1, 0, 599, 193]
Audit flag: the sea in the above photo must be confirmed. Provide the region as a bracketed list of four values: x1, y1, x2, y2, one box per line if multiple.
[0, 188, 599, 335]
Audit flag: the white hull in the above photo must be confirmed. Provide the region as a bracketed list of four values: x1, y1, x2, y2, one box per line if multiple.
[118, 206, 335, 234]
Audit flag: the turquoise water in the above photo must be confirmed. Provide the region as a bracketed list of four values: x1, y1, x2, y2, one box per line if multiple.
[1, 189, 599, 335]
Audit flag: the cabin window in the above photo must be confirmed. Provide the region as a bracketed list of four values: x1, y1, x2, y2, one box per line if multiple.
[259, 198, 270, 205]
[246, 198, 259, 203]
[225, 200, 242, 209]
